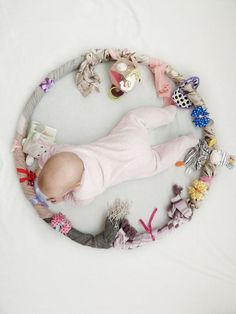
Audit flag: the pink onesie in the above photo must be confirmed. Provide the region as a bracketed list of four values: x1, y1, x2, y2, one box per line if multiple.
[38, 105, 199, 206]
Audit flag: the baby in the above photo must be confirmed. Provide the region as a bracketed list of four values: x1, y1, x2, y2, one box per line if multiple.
[35, 105, 199, 206]
[36, 152, 84, 204]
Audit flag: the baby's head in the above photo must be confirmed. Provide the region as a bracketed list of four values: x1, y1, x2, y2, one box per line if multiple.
[38, 152, 84, 203]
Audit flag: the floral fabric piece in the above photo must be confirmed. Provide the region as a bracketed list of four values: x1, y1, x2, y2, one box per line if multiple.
[50, 212, 72, 235]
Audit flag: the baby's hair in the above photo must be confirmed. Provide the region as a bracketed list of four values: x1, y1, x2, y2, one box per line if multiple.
[38, 152, 84, 198]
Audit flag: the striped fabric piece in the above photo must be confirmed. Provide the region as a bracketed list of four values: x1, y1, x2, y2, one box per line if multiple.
[184, 139, 210, 170]
[219, 150, 229, 166]
[210, 149, 230, 167]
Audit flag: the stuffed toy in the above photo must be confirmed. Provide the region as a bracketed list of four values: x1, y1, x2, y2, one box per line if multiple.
[108, 57, 141, 99]
[21, 121, 57, 171]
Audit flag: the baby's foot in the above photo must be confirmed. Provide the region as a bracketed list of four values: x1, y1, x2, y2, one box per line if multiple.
[186, 135, 199, 147]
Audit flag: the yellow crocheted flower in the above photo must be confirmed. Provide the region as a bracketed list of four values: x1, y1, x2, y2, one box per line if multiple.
[188, 180, 208, 202]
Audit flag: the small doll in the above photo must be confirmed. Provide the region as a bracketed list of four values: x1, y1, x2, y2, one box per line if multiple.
[209, 149, 236, 169]
[22, 121, 57, 171]
[182, 139, 235, 174]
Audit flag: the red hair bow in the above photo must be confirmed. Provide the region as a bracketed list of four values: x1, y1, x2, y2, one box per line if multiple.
[16, 168, 36, 186]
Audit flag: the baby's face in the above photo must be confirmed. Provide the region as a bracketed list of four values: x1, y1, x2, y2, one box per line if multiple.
[38, 152, 84, 204]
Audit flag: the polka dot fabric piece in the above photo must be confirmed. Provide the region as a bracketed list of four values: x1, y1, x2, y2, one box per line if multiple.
[172, 88, 192, 109]
[171, 76, 200, 109]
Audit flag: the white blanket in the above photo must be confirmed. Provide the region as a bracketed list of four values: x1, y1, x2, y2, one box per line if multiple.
[0, 0, 236, 313]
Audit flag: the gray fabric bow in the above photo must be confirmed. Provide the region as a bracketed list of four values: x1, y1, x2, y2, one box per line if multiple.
[184, 139, 210, 171]
[43, 198, 131, 249]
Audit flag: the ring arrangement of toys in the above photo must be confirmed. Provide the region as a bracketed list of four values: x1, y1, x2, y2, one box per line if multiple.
[12, 48, 235, 249]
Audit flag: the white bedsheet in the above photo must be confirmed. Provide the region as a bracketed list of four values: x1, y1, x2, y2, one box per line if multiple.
[0, 0, 236, 313]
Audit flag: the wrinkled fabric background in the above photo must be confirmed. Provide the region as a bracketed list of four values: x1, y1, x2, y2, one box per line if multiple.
[0, 0, 236, 313]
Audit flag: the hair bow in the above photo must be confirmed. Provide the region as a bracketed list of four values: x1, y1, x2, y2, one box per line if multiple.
[16, 168, 36, 186]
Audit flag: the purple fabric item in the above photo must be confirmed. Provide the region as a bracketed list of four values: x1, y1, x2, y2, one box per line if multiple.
[113, 229, 141, 249]
[167, 186, 193, 229]
[39, 77, 55, 92]
[30, 194, 49, 208]
[120, 185, 194, 248]
[120, 219, 137, 240]
[179, 76, 200, 89]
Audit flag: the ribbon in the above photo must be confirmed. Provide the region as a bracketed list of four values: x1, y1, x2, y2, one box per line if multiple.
[30, 194, 49, 208]
[16, 168, 36, 186]
[139, 208, 158, 241]
[39, 77, 55, 93]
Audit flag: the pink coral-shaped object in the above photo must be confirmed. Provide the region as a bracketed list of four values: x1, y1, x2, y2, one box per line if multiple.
[50, 212, 72, 235]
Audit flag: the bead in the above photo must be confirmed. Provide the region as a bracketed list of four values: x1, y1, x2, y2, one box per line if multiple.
[175, 161, 185, 167]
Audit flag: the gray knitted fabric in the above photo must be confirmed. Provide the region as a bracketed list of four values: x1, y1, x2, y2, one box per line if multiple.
[44, 216, 121, 249]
